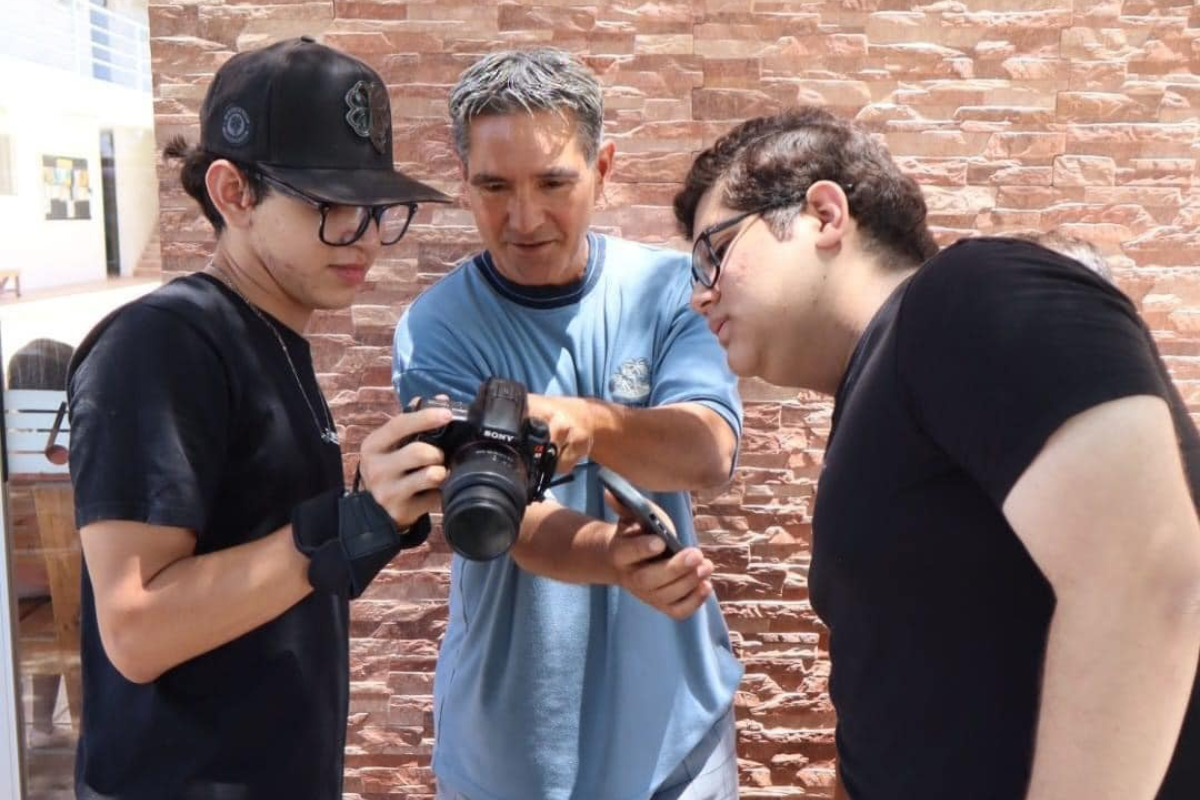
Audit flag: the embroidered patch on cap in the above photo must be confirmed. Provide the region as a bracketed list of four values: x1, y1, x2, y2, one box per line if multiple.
[344, 80, 389, 155]
[222, 105, 251, 146]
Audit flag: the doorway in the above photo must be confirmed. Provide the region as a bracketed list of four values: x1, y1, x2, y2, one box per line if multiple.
[98, 130, 120, 278]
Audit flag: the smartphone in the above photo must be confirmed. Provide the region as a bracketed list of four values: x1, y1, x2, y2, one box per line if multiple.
[596, 466, 685, 558]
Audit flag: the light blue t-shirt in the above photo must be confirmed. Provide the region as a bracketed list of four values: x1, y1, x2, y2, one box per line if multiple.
[392, 233, 744, 800]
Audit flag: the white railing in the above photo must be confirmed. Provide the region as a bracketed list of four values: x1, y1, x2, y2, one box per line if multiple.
[0, 0, 151, 94]
[3, 390, 70, 477]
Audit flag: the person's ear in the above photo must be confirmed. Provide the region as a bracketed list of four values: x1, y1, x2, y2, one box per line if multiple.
[205, 160, 258, 231]
[805, 180, 852, 250]
[593, 141, 615, 198]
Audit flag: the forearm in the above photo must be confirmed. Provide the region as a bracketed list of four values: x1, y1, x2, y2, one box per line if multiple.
[1025, 582, 1200, 800]
[508, 500, 617, 584]
[102, 526, 312, 683]
[577, 399, 735, 491]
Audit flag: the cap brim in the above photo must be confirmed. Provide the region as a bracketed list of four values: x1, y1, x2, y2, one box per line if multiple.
[260, 165, 452, 206]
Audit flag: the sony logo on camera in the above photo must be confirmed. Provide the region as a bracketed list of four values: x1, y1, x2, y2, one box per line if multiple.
[481, 429, 517, 443]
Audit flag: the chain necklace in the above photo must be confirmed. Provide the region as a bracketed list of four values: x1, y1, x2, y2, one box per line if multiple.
[208, 265, 340, 446]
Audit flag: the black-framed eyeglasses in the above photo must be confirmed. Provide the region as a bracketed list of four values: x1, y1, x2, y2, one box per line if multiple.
[691, 184, 854, 289]
[258, 173, 418, 247]
[691, 205, 774, 289]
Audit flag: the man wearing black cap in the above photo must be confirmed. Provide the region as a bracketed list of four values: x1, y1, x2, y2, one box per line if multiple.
[67, 37, 452, 799]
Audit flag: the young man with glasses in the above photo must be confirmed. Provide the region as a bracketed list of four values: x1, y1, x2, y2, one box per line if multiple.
[392, 48, 743, 800]
[676, 107, 1200, 800]
[66, 37, 454, 799]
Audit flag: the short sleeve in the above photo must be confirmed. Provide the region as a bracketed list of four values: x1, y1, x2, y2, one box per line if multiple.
[897, 237, 1168, 505]
[648, 266, 743, 439]
[68, 303, 231, 531]
[392, 300, 488, 407]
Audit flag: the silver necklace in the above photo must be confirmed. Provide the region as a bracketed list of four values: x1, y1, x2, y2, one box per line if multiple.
[208, 265, 340, 446]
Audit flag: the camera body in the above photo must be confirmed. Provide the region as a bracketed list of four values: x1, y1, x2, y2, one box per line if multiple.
[412, 377, 558, 560]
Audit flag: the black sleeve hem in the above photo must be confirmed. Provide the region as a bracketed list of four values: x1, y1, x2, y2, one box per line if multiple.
[985, 384, 1169, 507]
[74, 501, 206, 533]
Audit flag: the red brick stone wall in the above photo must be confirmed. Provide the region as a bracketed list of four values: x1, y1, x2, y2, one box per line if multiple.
[147, 2, 1200, 797]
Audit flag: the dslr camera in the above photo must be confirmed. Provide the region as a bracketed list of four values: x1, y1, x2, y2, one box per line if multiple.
[411, 377, 558, 560]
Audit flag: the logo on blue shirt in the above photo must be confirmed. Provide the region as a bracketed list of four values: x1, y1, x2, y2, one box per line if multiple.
[610, 357, 651, 404]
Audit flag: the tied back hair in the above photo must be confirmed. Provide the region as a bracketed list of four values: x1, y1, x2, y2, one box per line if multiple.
[163, 135, 267, 233]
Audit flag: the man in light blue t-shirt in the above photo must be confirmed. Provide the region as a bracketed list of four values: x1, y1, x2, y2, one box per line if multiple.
[391, 49, 744, 800]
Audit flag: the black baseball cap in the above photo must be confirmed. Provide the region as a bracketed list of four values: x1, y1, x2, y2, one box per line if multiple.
[200, 36, 450, 207]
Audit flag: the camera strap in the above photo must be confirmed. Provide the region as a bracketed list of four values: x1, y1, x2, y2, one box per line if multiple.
[548, 473, 576, 490]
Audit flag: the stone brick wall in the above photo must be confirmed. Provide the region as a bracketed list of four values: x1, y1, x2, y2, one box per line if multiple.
[147, 2, 1200, 797]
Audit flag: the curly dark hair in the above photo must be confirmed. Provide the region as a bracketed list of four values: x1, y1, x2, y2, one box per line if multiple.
[162, 136, 269, 233]
[673, 107, 938, 268]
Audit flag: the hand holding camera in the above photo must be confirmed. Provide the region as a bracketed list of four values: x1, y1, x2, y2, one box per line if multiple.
[291, 405, 454, 599]
[357, 405, 456, 527]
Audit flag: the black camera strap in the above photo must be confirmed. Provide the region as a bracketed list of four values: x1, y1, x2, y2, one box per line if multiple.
[548, 472, 576, 490]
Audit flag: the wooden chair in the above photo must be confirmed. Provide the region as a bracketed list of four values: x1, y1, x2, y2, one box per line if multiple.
[5, 389, 81, 731]
[0, 270, 21, 298]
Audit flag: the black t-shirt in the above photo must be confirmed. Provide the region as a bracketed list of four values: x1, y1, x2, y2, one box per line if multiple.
[812, 237, 1199, 799]
[68, 274, 348, 799]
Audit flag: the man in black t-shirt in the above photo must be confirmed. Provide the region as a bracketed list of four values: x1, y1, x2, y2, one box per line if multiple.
[673, 108, 1200, 800]
[68, 38, 454, 799]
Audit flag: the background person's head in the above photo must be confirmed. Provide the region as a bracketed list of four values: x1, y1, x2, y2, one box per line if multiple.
[165, 37, 448, 315]
[1015, 230, 1114, 282]
[674, 108, 939, 390]
[7, 338, 75, 392]
[448, 48, 613, 287]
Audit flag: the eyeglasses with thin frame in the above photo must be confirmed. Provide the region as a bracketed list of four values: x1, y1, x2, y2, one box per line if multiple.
[691, 205, 774, 289]
[257, 173, 418, 247]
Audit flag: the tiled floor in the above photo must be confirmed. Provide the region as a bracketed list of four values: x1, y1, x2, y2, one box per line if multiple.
[19, 651, 76, 799]
[14, 492, 80, 798]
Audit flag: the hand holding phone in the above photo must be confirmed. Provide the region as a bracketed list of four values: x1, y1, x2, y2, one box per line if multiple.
[596, 467, 684, 558]
[597, 466, 712, 620]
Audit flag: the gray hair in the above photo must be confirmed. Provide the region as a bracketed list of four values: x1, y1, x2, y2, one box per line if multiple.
[448, 48, 605, 165]
[1019, 230, 1114, 282]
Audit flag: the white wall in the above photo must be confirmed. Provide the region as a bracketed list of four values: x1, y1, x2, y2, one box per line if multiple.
[0, 107, 107, 292]
[0, 56, 155, 293]
[113, 125, 160, 276]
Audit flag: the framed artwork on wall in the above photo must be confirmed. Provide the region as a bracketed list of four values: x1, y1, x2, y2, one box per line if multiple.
[41, 156, 91, 221]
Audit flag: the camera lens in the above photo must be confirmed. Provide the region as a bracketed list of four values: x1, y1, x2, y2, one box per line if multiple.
[440, 444, 528, 560]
